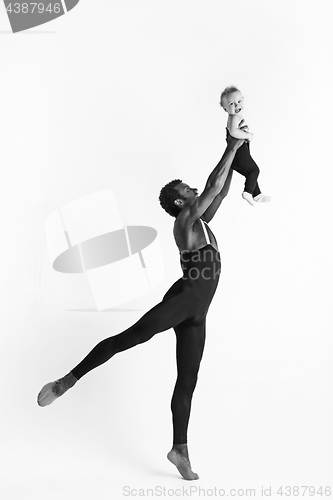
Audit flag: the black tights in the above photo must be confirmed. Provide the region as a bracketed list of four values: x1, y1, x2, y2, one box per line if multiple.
[71, 244, 220, 444]
[227, 129, 261, 197]
[171, 319, 206, 444]
[71, 293, 207, 444]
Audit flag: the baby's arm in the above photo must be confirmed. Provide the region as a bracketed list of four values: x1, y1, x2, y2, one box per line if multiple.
[228, 115, 253, 141]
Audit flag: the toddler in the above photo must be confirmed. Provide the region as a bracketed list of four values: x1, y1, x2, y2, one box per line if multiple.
[220, 86, 271, 205]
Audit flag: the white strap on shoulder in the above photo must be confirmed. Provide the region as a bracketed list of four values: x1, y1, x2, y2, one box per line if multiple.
[200, 218, 210, 245]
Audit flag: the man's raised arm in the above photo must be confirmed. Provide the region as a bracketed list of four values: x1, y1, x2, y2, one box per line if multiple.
[185, 136, 244, 225]
[202, 137, 244, 222]
[204, 136, 243, 193]
[201, 169, 233, 223]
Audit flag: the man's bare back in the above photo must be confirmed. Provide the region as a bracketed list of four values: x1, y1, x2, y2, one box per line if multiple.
[174, 215, 218, 253]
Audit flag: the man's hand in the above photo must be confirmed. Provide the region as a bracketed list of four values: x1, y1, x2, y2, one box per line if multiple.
[239, 118, 251, 138]
[239, 118, 250, 132]
[226, 134, 245, 149]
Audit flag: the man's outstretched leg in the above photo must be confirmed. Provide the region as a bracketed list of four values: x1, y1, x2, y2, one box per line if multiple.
[167, 319, 206, 480]
[37, 290, 191, 407]
[37, 371, 78, 407]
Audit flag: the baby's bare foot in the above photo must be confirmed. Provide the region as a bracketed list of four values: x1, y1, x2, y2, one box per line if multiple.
[254, 194, 271, 203]
[242, 191, 256, 206]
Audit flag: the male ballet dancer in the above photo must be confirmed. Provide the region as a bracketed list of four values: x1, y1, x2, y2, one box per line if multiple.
[37, 133, 245, 480]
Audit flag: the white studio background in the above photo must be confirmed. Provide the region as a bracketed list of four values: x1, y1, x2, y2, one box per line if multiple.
[0, 1, 332, 499]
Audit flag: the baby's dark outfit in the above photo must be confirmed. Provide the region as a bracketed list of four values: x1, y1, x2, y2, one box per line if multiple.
[226, 128, 261, 197]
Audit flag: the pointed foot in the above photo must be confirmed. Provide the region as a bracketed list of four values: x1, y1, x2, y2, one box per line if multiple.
[167, 450, 199, 480]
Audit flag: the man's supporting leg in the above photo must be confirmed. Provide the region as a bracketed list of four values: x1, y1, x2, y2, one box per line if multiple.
[167, 318, 206, 480]
[37, 292, 191, 407]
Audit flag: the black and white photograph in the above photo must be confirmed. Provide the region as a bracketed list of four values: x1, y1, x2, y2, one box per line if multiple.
[0, 1, 332, 498]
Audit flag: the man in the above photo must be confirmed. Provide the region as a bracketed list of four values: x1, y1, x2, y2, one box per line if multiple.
[37, 134, 244, 481]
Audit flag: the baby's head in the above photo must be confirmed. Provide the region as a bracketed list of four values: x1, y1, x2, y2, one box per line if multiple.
[220, 86, 244, 116]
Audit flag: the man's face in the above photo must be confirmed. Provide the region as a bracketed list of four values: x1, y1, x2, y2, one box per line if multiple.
[222, 90, 244, 116]
[174, 182, 198, 208]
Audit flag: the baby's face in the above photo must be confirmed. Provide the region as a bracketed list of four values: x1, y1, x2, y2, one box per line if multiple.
[222, 90, 244, 116]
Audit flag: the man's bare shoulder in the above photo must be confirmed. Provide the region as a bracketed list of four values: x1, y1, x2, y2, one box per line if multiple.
[173, 209, 198, 251]
[174, 207, 193, 231]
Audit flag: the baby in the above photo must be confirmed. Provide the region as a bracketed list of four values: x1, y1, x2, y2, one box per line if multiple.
[220, 86, 271, 205]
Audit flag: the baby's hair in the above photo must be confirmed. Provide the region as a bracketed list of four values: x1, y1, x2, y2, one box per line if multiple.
[219, 85, 240, 107]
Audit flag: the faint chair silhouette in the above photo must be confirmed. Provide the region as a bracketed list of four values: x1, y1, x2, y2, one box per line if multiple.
[45, 188, 165, 310]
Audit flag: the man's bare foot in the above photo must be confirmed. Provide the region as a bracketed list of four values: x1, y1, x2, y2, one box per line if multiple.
[242, 191, 256, 206]
[167, 444, 199, 480]
[254, 193, 271, 203]
[37, 372, 77, 407]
